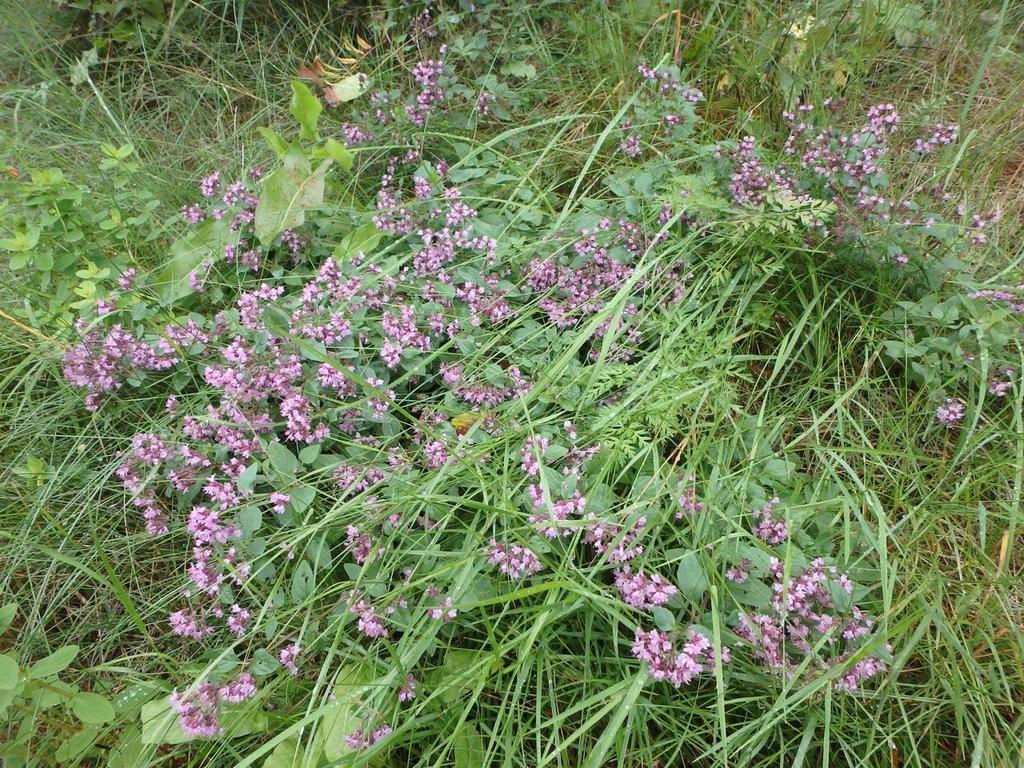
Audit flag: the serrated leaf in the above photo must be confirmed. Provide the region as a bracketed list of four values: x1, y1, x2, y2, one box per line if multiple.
[28, 645, 78, 678]
[500, 61, 536, 80]
[289, 81, 323, 141]
[73, 692, 115, 724]
[676, 552, 708, 602]
[255, 150, 328, 246]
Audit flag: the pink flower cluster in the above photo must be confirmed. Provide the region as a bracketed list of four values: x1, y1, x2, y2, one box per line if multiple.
[614, 566, 677, 609]
[936, 397, 965, 426]
[631, 628, 728, 687]
[527, 484, 587, 538]
[734, 558, 886, 691]
[345, 724, 392, 750]
[913, 122, 958, 154]
[487, 539, 543, 580]
[62, 323, 177, 411]
[169, 672, 256, 738]
[988, 368, 1015, 398]
[752, 497, 788, 545]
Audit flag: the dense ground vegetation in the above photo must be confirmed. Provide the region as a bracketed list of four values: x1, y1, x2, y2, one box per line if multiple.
[2, 1, 1023, 766]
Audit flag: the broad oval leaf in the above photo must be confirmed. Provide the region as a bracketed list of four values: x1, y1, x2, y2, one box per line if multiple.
[676, 552, 708, 602]
[29, 645, 79, 679]
[254, 150, 328, 246]
[326, 73, 369, 103]
[73, 691, 115, 724]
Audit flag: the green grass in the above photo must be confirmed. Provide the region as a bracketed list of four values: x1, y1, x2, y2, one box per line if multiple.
[2, 1, 1023, 766]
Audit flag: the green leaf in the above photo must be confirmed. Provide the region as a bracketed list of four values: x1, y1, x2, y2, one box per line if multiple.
[237, 463, 259, 491]
[322, 665, 372, 760]
[290, 484, 317, 513]
[157, 218, 237, 305]
[55, 726, 100, 763]
[326, 73, 369, 103]
[676, 552, 708, 602]
[0, 226, 41, 252]
[28, 645, 79, 678]
[0, 654, 19, 690]
[454, 721, 486, 768]
[500, 61, 536, 80]
[141, 696, 267, 744]
[0, 603, 16, 633]
[289, 81, 323, 141]
[290, 560, 315, 603]
[262, 737, 301, 768]
[651, 606, 676, 631]
[35, 252, 54, 271]
[263, 305, 292, 338]
[266, 442, 299, 476]
[763, 458, 793, 481]
[251, 649, 281, 677]
[323, 139, 354, 173]
[332, 222, 381, 261]
[107, 727, 144, 768]
[257, 127, 291, 159]
[73, 691, 115, 724]
[440, 649, 490, 704]
[254, 150, 328, 246]
[298, 443, 321, 464]
[238, 506, 263, 537]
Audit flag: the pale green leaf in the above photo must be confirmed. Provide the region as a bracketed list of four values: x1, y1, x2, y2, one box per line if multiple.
[254, 151, 328, 245]
[326, 73, 369, 103]
[322, 665, 372, 760]
[454, 721, 486, 768]
[289, 81, 323, 141]
[323, 138, 354, 173]
[262, 737, 301, 768]
[0, 603, 16, 633]
[73, 691, 115, 724]
[266, 442, 299, 476]
[0, 655, 19, 690]
[156, 218, 238, 305]
[28, 645, 79, 679]
[676, 552, 708, 602]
